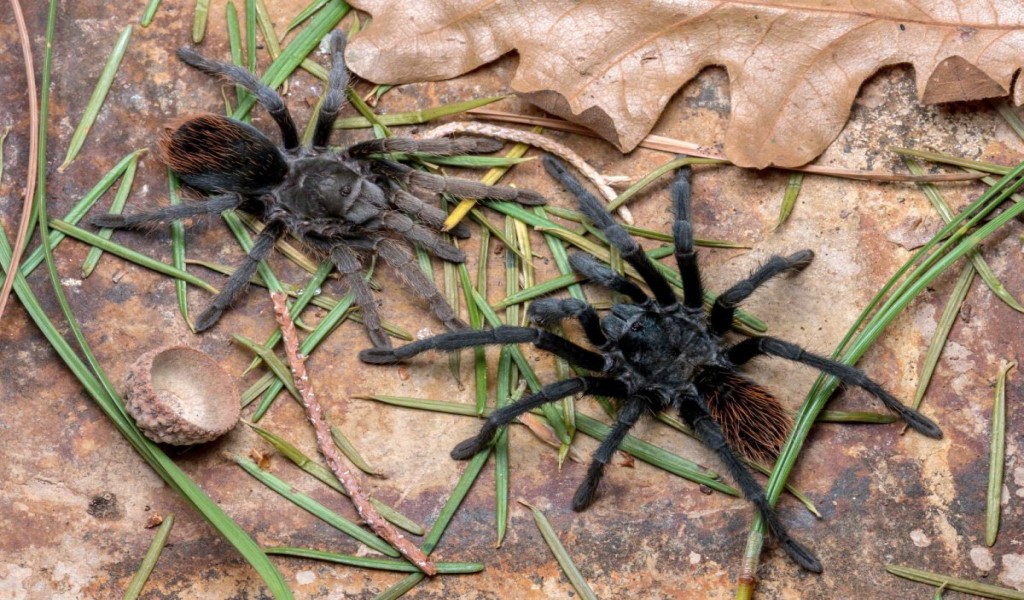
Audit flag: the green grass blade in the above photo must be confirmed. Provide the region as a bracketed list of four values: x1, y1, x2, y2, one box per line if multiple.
[892, 147, 1010, 175]
[286, 0, 330, 32]
[59, 25, 132, 171]
[122, 514, 174, 600]
[192, 0, 210, 42]
[140, 0, 161, 26]
[334, 96, 510, 129]
[886, 565, 1024, 599]
[904, 157, 1024, 312]
[519, 500, 598, 600]
[987, 360, 1015, 545]
[607, 156, 728, 213]
[777, 172, 803, 228]
[993, 100, 1024, 141]
[905, 263, 974, 428]
[245, 0, 257, 76]
[21, 150, 144, 277]
[166, 171, 194, 330]
[494, 347, 513, 547]
[233, 334, 300, 400]
[247, 423, 424, 535]
[233, 456, 399, 557]
[82, 154, 140, 277]
[49, 220, 217, 293]
[330, 426, 382, 477]
[265, 547, 482, 573]
[817, 411, 898, 424]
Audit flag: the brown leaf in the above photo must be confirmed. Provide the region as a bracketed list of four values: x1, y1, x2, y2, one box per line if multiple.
[346, 0, 1024, 168]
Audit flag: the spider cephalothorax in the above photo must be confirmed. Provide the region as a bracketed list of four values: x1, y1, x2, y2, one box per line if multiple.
[360, 156, 943, 572]
[92, 31, 543, 348]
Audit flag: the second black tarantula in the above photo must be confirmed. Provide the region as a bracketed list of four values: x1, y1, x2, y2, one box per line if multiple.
[92, 31, 543, 347]
[361, 156, 944, 572]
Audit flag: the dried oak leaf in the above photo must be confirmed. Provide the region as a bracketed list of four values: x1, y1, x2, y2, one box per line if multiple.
[345, 0, 1024, 168]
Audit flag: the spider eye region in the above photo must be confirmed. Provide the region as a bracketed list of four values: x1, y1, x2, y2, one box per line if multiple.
[160, 113, 288, 195]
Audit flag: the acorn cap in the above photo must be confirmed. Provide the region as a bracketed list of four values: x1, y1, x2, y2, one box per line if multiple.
[124, 346, 241, 445]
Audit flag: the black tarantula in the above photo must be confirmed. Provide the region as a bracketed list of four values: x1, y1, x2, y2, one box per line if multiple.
[91, 31, 543, 347]
[361, 156, 944, 572]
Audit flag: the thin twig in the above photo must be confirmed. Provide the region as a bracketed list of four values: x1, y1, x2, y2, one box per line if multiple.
[419, 121, 635, 224]
[467, 108, 986, 183]
[269, 292, 437, 576]
[0, 0, 40, 321]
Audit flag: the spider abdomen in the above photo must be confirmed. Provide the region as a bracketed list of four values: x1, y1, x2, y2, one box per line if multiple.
[160, 113, 288, 195]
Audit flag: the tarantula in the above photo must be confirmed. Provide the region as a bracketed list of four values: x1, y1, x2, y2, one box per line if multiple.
[360, 156, 944, 572]
[91, 31, 543, 347]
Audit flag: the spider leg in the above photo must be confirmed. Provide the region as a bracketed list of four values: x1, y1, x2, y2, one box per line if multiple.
[348, 137, 504, 157]
[726, 336, 942, 438]
[374, 160, 546, 205]
[331, 243, 391, 349]
[544, 156, 678, 310]
[378, 211, 465, 263]
[176, 48, 299, 150]
[568, 253, 650, 304]
[677, 391, 823, 573]
[528, 297, 608, 347]
[572, 399, 645, 510]
[376, 239, 468, 333]
[311, 31, 348, 149]
[390, 189, 471, 239]
[195, 219, 285, 331]
[90, 194, 242, 229]
[670, 165, 704, 309]
[359, 325, 609, 372]
[709, 251, 814, 334]
[451, 376, 628, 459]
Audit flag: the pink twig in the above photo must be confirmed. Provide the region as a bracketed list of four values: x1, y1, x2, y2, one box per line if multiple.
[269, 292, 437, 576]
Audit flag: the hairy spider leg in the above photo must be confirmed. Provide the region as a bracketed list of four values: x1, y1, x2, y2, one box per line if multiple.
[348, 136, 505, 157]
[375, 239, 468, 332]
[677, 390, 824, 573]
[195, 219, 286, 331]
[374, 160, 547, 205]
[544, 156, 678, 310]
[572, 399, 645, 510]
[709, 251, 815, 334]
[378, 211, 465, 263]
[389, 188, 470, 239]
[311, 31, 348, 149]
[450, 376, 629, 459]
[727, 336, 942, 438]
[176, 48, 299, 150]
[330, 243, 390, 349]
[528, 297, 608, 347]
[359, 325, 608, 371]
[90, 194, 242, 229]
[567, 253, 650, 304]
[669, 165, 705, 310]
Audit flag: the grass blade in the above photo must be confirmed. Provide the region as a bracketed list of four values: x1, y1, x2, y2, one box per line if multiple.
[777, 172, 803, 228]
[334, 96, 510, 129]
[330, 426, 383, 477]
[904, 157, 1024, 313]
[265, 547, 482, 573]
[140, 0, 161, 26]
[122, 514, 174, 600]
[519, 500, 598, 600]
[58, 25, 133, 171]
[233, 456, 399, 557]
[986, 360, 1015, 546]
[166, 171, 194, 329]
[192, 0, 210, 42]
[247, 423, 424, 535]
[82, 153, 140, 277]
[904, 263, 974, 431]
[286, 0, 330, 32]
[49, 219, 217, 293]
[886, 565, 1024, 599]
